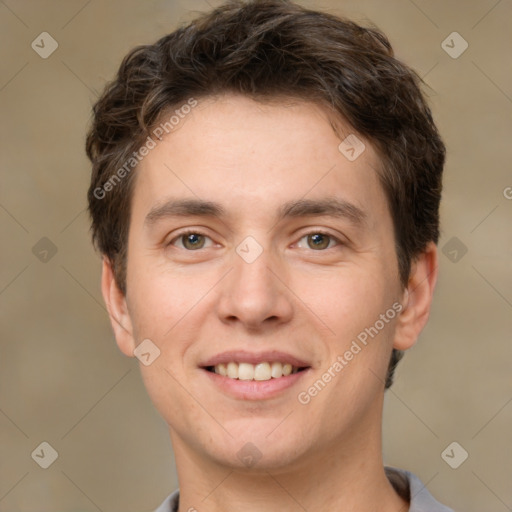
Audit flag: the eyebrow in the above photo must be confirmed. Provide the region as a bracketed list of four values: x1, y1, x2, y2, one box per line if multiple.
[144, 197, 367, 227]
[145, 198, 226, 226]
[279, 197, 366, 226]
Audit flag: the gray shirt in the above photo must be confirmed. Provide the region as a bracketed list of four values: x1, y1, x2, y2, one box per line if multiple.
[153, 466, 455, 511]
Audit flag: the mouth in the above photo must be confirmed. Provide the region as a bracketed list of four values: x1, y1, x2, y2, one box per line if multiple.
[199, 350, 312, 400]
[204, 361, 309, 381]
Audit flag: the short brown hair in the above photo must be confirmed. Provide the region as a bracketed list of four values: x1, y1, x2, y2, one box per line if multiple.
[86, 0, 445, 389]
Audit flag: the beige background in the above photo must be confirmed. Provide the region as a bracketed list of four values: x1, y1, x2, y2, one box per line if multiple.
[1, 0, 511, 511]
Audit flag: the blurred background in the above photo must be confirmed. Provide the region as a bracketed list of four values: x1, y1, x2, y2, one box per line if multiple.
[1, 0, 511, 510]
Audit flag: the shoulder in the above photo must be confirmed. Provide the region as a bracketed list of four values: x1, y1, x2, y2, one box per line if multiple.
[155, 470, 456, 512]
[385, 466, 456, 512]
[153, 489, 179, 512]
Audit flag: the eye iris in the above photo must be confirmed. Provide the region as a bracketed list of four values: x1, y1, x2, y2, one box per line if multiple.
[308, 233, 329, 250]
[183, 233, 205, 250]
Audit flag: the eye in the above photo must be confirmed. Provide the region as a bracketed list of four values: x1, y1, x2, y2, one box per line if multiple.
[169, 231, 214, 250]
[296, 231, 341, 251]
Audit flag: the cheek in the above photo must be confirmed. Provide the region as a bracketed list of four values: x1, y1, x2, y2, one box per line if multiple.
[301, 265, 393, 345]
[126, 254, 201, 338]
[125, 263, 208, 424]
[137, 356, 203, 435]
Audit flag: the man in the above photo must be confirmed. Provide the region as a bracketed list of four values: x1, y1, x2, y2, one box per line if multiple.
[86, 1, 452, 510]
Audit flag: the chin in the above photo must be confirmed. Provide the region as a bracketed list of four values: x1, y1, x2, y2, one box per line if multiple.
[204, 428, 311, 472]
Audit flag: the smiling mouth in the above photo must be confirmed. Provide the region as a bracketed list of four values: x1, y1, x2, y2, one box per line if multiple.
[204, 361, 309, 381]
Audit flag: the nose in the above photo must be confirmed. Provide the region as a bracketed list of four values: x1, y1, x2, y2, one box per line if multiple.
[215, 244, 294, 331]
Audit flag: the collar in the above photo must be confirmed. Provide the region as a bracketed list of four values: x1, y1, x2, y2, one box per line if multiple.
[154, 466, 454, 512]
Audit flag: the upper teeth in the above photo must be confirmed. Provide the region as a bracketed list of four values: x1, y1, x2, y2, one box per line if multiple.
[214, 362, 299, 381]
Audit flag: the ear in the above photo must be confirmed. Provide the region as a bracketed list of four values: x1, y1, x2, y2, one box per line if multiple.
[101, 257, 136, 358]
[393, 242, 438, 351]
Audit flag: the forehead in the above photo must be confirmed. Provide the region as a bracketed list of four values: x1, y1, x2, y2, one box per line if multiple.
[132, 94, 388, 228]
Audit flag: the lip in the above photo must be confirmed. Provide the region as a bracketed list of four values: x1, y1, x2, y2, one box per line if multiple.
[199, 350, 310, 368]
[202, 366, 311, 400]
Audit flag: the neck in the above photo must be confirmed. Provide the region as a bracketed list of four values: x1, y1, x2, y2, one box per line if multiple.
[169, 397, 409, 512]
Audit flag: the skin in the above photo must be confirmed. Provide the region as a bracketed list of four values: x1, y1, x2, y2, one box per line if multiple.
[102, 94, 438, 512]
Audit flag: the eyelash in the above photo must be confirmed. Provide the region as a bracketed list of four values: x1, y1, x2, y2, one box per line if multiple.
[168, 229, 343, 251]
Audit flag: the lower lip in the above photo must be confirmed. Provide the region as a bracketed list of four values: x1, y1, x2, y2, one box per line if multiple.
[201, 368, 310, 400]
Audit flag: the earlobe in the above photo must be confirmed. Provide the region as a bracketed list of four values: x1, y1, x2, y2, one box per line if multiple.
[393, 242, 438, 351]
[101, 257, 136, 358]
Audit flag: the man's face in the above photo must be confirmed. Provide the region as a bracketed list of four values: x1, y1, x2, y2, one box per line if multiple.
[116, 94, 407, 469]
